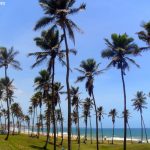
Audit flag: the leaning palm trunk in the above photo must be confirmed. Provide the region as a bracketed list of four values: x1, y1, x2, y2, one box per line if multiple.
[5, 66, 10, 140]
[141, 114, 148, 143]
[127, 122, 132, 143]
[63, 27, 72, 150]
[89, 116, 93, 144]
[92, 92, 99, 150]
[121, 66, 127, 150]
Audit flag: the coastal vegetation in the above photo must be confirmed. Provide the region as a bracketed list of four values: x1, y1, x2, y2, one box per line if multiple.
[1, 0, 150, 150]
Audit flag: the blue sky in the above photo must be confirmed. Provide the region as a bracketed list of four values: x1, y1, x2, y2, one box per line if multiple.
[0, 0, 150, 128]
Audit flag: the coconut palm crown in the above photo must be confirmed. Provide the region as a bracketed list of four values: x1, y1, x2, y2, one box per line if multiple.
[101, 33, 140, 74]
[76, 58, 102, 96]
[34, 0, 86, 44]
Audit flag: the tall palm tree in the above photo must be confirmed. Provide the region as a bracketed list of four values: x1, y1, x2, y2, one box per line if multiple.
[97, 106, 105, 143]
[76, 59, 102, 150]
[108, 109, 117, 144]
[101, 33, 140, 150]
[132, 91, 148, 143]
[122, 110, 132, 143]
[0, 47, 22, 140]
[70, 86, 81, 146]
[34, 1, 85, 149]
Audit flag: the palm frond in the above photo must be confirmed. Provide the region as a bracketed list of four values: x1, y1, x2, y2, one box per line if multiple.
[34, 17, 55, 30]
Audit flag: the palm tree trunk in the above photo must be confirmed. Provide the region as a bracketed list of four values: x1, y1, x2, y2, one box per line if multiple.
[30, 113, 32, 136]
[92, 92, 99, 150]
[127, 122, 132, 143]
[77, 103, 80, 147]
[0, 116, 2, 128]
[100, 121, 104, 144]
[63, 27, 72, 150]
[84, 118, 87, 144]
[140, 110, 143, 142]
[40, 107, 43, 135]
[28, 122, 30, 136]
[12, 113, 15, 135]
[5, 66, 10, 141]
[112, 123, 114, 144]
[44, 104, 51, 149]
[51, 59, 56, 150]
[5, 117, 6, 130]
[121, 67, 127, 150]
[141, 114, 148, 143]
[58, 103, 64, 145]
[32, 108, 35, 136]
[89, 116, 93, 144]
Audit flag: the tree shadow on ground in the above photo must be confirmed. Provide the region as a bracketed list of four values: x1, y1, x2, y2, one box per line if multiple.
[30, 145, 46, 150]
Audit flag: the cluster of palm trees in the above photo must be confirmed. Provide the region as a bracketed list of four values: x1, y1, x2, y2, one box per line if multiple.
[28, 0, 150, 149]
[1, 0, 150, 150]
[0, 47, 23, 140]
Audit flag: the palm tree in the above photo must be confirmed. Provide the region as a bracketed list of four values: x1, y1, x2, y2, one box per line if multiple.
[0, 47, 22, 140]
[76, 59, 102, 150]
[34, 91, 43, 138]
[137, 21, 150, 46]
[28, 106, 33, 135]
[30, 95, 38, 137]
[101, 33, 140, 150]
[82, 97, 93, 144]
[24, 115, 30, 136]
[70, 86, 81, 146]
[29, 26, 65, 150]
[122, 110, 132, 143]
[108, 109, 117, 144]
[34, 1, 86, 149]
[34, 70, 51, 148]
[97, 106, 105, 143]
[0, 111, 3, 128]
[1, 108, 7, 130]
[53, 82, 64, 145]
[11, 102, 20, 135]
[55, 109, 62, 140]
[132, 91, 148, 143]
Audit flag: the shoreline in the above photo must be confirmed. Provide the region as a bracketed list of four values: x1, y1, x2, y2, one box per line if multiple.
[7, 127, 150, 143]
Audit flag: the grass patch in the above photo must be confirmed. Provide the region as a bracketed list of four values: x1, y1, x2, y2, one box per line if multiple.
[0, 134, 149, 150]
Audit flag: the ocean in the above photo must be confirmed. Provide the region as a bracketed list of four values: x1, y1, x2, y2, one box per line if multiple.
[32, 127, 150, 141]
